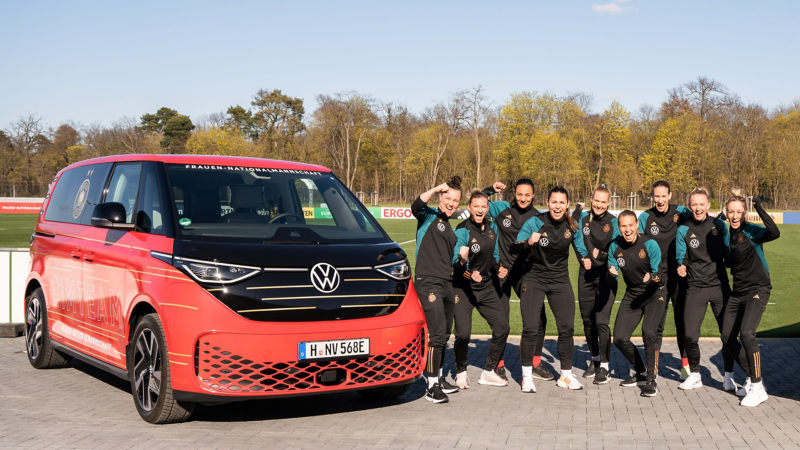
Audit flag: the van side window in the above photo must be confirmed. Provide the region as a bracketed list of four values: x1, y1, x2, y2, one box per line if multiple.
[134, 162, 167, 235]
[104, 163, 142, 224]
[45, 163, 112, 224]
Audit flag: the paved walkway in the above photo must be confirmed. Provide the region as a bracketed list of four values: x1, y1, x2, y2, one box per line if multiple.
[2, 336, 800, 449]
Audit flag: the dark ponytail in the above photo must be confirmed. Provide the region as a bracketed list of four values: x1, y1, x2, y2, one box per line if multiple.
[548, 186, 579, 231]
[446, 175, 462, 191]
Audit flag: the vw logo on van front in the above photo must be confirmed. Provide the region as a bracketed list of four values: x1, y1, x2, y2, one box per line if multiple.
[310, 263, 340, 293]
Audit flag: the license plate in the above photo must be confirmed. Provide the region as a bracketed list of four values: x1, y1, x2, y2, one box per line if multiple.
[298, 338, 370, 360]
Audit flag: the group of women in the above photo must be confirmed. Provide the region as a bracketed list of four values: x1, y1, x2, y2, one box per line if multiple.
[412, 177, 779, 407]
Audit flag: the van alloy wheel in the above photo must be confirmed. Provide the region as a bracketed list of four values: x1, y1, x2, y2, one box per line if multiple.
[26, 297, 43, 360]
[133, 328, 162, 412]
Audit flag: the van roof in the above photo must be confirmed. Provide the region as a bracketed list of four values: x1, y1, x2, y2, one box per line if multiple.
[59, 154, 331, 174]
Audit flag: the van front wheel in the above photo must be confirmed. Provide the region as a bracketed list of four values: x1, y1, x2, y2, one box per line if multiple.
[129, 313, 195, 424]
[25, 288, 71, 369]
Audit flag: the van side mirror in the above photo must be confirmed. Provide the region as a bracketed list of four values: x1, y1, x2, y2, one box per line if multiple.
[91, 202, 134, 229]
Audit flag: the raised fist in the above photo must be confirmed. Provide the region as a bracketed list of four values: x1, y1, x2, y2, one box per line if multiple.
[677, 265, 687, 278]
[528, 232, 542, 246]
[493, 182, 506, 193]
[436, 183, 450, 194]
[459, 246, 469, 261]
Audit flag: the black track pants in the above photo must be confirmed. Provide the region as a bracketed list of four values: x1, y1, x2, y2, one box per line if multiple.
[498, 269, 546, 360]
[720, 289, 770, 382]
[577, 268, 617, 363]
[453, 283, 511, 372]
[656, 273, 687, 360]
[613, 288, 665, 376]
[520, 279, 575, 370]
[415, 276, 456, 377]
[684, 286, 734, 373]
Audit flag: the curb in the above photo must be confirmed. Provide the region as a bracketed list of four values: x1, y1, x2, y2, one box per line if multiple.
[0, 323, 24, 338]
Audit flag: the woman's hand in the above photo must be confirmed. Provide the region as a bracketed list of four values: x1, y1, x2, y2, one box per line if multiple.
[528, 232, 541, 246]
[677, 265, 687, 277]
[471, 271, 483, 283]
[643, 272, 651, 283]
[492, 182, 506, 193]
[609, 266, 618, 276]
[582, 258, 592, 270]
[498, 266, 508, 279]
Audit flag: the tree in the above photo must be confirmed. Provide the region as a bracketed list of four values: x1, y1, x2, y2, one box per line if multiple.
[7, 114, 44, 195]
[251, 89, 305, 158]
[139, 107, 178, 133]
[458, 86, 492, 188]
[226, 105, 258, 140]
[160, 115, 195, 153]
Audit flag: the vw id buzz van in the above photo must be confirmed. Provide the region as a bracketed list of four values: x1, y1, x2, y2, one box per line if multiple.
[24, 155, 425, 423]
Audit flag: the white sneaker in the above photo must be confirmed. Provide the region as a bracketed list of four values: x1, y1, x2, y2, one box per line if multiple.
[557, 372, 584, 390]
[521, 376, 536, 393]
[736, 377, 751, 397]
[456, 371, 470, 390]
[680, 365, 691, 380]
[740, 381, 768, 407]
[478, 370, 508, 387]
[723, 373, 737, 392]
[678, 372, 703, 390]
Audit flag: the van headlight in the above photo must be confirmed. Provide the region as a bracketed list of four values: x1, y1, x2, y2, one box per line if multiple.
[173, 256, 262, 284]
[374, 260, 410, 280]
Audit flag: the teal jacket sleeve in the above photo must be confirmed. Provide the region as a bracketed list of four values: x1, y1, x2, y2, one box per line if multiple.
[511, 216, 543, 254]
[644, 239, 662, 276]
[676, 225, 688, 265]
[715, 218, 730, 261]
[490, 221, 500, 264]
[677, 205, 693, 220]
[488, 200, 510, 221]
[571, 224, 589, 259]
[637, 211, 649, 233]
[612, 217, 621, 239]
[607, 241, 620, 279]
[452, 228, 470, 268]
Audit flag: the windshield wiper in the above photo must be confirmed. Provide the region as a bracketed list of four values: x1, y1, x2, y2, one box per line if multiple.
[263, 240, 324, 245]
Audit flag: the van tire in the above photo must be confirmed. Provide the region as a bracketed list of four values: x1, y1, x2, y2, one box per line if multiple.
[357, 383, 410, 400]
[129, 313, 195, 424]
[25, 288, 72, 369]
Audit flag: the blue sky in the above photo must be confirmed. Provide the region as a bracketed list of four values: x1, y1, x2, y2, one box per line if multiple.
[1, 0, 797, 128]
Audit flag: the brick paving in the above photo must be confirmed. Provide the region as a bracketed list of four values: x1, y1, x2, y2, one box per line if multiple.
[2, 336, 800, 449]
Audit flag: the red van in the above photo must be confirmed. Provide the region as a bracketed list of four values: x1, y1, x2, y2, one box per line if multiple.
[24, 155, 425, 423]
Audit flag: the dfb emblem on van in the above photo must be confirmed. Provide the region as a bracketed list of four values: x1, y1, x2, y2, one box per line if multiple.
[310, 262, 340, 293]
[73, 179, 91, 219]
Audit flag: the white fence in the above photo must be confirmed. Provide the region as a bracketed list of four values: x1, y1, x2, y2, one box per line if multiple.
[1, 249, 29, 324]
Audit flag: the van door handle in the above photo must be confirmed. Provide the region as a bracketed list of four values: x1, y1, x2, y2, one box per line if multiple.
[71, 247, 83, 259]
[83, 251, 95, 262]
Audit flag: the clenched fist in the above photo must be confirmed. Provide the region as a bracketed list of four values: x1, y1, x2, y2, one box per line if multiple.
[528, 232, 542, 246]
[643, 272, 651, 283]
[471, 271, 483, 283]
[498, 266, 508, 279]
[592, 248, 599, 259]
[582, 258, 592, 270]
[459, 246, 469, 262]
[493, 181, 507, 193]
[609, 266, 618, 276]
[677, 265, 687, 277]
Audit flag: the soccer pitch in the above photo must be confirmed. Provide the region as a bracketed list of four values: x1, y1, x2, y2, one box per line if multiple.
[2, 214, 797, 337]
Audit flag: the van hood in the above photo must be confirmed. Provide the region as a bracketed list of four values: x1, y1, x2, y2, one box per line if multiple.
[172, 240, 407, 268]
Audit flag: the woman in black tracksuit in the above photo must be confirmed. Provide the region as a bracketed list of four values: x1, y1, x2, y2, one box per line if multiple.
[482, 179, 553, 382]
[720, 196, 780, 407]
[571, 185, 619, 385]
[411, 176, 463, 404]
[676, 188, 736, 391]
[451, 191, 510, 389]
[608, 210, 665, 397]
[512, 186, 590, 392]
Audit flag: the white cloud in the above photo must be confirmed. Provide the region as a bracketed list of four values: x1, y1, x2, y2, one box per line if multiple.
[605, 92, 626, 99]
[592, 1, 637, 14]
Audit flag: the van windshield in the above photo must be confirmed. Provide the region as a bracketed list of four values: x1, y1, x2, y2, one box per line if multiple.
[166, 164, 389, 244]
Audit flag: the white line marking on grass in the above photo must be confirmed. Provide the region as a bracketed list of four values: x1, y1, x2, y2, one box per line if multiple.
[399, 239, 416, 245]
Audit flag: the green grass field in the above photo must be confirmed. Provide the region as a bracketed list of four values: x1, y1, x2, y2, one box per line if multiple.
[4, 214, 798, 337]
